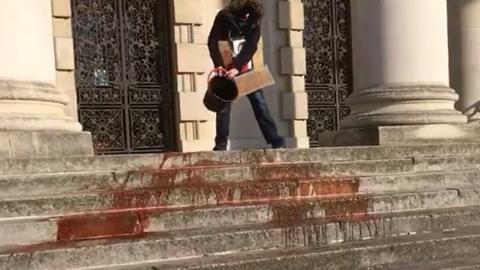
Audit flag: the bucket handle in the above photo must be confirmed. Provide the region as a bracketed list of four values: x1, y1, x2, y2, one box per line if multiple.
[208, 67, 229, 82]
[207, 67, 237, 103]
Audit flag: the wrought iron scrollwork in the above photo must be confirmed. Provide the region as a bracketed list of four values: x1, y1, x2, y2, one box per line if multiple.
[72, 0, 174, 154]
[304, 0, 353, 147]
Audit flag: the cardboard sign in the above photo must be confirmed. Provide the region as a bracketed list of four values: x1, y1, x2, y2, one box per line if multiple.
[233, 66, 275, 100]
[217, 40, 275, 100]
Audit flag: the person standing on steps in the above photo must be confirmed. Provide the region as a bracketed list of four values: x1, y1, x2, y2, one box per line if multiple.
[207, 0, 286, 151]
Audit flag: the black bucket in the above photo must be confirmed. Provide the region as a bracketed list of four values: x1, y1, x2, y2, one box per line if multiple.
[203, 69, 239, 112]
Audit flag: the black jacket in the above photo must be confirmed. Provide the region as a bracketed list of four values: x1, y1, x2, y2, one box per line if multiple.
[207, 8, 261, 70]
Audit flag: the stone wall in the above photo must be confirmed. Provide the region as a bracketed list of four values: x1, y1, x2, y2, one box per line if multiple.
[51, 0, 77, 120]
[278, 0, 309, 148]
[171, 0, 226, 152]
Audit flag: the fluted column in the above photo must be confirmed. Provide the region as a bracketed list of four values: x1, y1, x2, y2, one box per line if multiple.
[341, 0, 466, 129]
[0, 0, 92, 158]
[448, 0, 480, 122]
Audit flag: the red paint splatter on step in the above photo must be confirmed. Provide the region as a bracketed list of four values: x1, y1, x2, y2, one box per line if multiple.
[57, 211, 151, 241]
[323, 197, 369, 220]
[296, 177, 360, 196]
[0, 148, 383, 260]
[269, 175, 370, 224]
[104, 166, 366, 209]
[26, 157, 374, 247]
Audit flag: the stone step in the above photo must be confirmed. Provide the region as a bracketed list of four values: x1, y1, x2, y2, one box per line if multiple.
[2, 177, 480, 219]
[1, 143, 479, 175]
[2, 196, 480, 247]
[358, 169, 480, 192]
[3, 155, 480, 199]
[0, 171, 115, 199]
[3, 222, 480, 270]
[1, 183, 480, 245]
[371, 256, 480, 270]
[88, 227, 480, 270]
[0, 204, 271, 246]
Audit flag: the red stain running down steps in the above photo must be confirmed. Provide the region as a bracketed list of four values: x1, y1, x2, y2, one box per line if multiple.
[58, 170, 368, 240]
[57, 211, 150, 241]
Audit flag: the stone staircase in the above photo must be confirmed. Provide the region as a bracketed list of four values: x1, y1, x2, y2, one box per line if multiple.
[2, 144, 480, 269]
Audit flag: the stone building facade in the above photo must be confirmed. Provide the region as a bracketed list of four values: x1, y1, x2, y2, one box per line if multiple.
[1, 0, 479, 157]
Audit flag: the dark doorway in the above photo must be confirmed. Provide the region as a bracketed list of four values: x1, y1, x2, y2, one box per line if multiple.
[72, 0, 175, 154]
[303, 0, 353, 147]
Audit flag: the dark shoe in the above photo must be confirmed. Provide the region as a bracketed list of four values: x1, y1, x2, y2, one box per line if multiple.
[213, 143, 227, 151]
[271, 138, 286, 149]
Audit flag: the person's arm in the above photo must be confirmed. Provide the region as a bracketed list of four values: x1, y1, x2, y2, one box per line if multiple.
[208, 13, 226, 67]
[232, 26, 261, 70]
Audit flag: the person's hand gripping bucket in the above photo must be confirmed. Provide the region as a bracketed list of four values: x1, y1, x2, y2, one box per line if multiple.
[203, 67, 239, 112]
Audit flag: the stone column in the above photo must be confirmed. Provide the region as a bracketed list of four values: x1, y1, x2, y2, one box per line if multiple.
[0, 0, 92, 158]
[319, 0, 472, 146]
[448, 0, 480, 122]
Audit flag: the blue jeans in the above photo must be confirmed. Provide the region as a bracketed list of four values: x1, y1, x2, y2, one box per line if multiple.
[215, 89, 284, 148]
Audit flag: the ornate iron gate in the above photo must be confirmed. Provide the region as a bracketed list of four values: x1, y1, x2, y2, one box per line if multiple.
[72, 0, 175, 154]
[304, 0, 353, 147]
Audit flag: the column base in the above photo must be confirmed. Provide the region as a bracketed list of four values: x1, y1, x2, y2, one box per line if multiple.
[341, 85, 467, 129]
[0, 131, 93, 159]
[315, 124, 480, 147]
[0, 80, 82, 132]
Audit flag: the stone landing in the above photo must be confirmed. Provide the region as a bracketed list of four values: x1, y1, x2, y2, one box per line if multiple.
[315, 124, 480, 146]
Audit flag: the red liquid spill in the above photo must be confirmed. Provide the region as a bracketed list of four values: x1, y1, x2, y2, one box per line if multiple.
[57, 211, 150, 241]
[6, 157, 373, 254]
